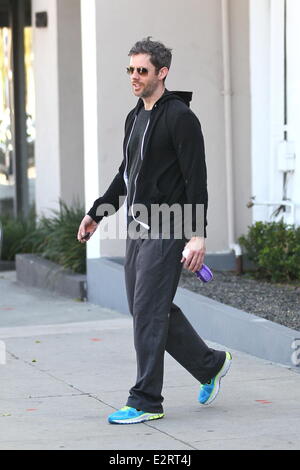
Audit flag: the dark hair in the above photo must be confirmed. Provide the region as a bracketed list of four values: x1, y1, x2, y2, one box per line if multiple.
[128, 37, 172, 73]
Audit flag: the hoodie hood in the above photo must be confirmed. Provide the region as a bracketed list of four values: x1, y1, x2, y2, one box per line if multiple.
[163, 90, 193, 107]
[134, 89, 193, 114]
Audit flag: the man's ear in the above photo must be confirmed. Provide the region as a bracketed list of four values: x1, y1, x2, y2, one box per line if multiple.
[158, 67, 169, 81]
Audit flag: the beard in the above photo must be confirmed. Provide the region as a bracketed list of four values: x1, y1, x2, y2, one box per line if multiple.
[134, 78, 160, 99]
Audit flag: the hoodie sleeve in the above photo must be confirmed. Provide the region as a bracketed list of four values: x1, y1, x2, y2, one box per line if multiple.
[172, 109, 208, 238]
[87, 160, 126, 223]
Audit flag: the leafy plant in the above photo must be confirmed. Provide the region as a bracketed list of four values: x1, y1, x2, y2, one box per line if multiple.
[1, 201, 86, 274]
[20, 200, 86, 274]
[0, 207, 36, 261]
[238, 220, 300, 282]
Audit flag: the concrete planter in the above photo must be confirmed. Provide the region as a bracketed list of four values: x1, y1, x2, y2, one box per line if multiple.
[16, 254, 87, 300]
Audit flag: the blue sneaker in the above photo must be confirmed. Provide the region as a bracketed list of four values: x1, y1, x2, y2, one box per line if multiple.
[198, 352, 232, 405]
[108, 406, 164, 424]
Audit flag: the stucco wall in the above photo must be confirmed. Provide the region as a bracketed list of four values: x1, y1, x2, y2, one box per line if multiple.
[33, 0, 252, 256]
[82, 0, 251, 256]
[32, 0, 84, 217]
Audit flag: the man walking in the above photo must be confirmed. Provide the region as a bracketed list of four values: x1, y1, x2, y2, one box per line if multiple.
[77, 37, 232, 425]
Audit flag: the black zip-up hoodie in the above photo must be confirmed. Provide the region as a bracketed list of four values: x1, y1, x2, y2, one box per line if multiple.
[87, 89, 208, 237]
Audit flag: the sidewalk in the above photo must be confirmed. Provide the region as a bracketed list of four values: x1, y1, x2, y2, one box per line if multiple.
[0, 271, 300, 450]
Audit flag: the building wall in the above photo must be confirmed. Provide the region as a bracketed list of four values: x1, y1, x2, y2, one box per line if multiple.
[249, 0, 271, 223]
[81, 0, 252, 257]
[250, 0, 300, 226]
[32, 0, 84, 217]
[287, 0, 300, 222]
[229, 0, 252, 240]
[57, 0, 84, 210]
[31, 0, 300, 277]
[32, 0, 60, 215]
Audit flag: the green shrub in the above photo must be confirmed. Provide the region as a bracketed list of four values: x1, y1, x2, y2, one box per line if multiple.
[1, 201, 86, 274]
[238, 220, 300, 282]
[0, 208, 37, 261]
[20, 200, 86, 274]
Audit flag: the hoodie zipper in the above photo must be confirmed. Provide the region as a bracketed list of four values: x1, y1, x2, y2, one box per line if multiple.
[130, 117, 151, 230]
[123, 115, 137, 225]
[125, 103, 160, 231]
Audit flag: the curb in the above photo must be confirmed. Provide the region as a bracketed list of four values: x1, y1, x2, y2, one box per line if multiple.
[87, 257, 300, 371]
[16, 254, 87, 300]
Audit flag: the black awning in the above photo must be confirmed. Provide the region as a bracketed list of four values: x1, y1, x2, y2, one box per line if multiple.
[0, 0, 31, 27]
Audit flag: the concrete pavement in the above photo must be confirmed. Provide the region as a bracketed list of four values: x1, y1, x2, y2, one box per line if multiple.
[0, 270, 300, 450]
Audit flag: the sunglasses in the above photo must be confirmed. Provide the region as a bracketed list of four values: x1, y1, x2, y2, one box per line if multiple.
[126, 66, 149, 76]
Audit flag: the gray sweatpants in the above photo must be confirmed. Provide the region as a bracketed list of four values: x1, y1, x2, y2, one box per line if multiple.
[124, 235, 226, 413]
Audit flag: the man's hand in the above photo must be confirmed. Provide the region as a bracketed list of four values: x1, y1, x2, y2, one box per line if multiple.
[181, 236, 206, 273]
[77, 215, 98, 243]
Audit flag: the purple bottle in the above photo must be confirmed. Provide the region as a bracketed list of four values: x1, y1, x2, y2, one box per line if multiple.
[182, 248, 213, 283]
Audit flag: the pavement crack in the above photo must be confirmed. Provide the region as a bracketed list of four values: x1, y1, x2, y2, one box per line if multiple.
[5, 349, 126, 410]
[86, 394, 198, 448]
[5, 349, 92, 396]
[87, 394, 127, 411]
[143, 422, 198, 450]
[28, 393, 90, 399]
[6, 350, 19, 360]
